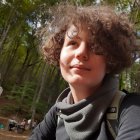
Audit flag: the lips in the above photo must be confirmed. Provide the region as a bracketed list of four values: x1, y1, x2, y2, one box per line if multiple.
[70, 64, 91, 71]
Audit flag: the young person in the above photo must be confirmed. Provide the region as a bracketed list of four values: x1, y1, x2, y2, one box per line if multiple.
[29, 5, 140, 140]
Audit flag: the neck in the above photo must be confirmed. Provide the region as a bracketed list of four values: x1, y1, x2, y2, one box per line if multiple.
[69, 84, 101, 103]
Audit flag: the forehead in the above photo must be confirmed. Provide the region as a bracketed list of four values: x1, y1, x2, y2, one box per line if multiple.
[66, 24, 91, 40]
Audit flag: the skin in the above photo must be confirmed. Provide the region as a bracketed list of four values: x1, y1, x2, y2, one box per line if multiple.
[60, 25, 107, 103]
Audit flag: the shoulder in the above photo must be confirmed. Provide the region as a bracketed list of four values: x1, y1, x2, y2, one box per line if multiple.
[120, 93, 140, 109]
[29, 104, 58, 140]
[44, 104, 58, 124]
[117, 93, 140, 139]
[47, 104, 58, 115]
[119, 93, 140, 123]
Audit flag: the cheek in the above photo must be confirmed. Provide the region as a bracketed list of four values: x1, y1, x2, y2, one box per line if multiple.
[59, 54, 69, 82]
[60, 49, 65, 67]
[60, 47, 70, 66]
[100, 57, 107, 72]
[93, 57, 107, 75]
[59, 49, 68, 73]
[101, 62, 107, 75]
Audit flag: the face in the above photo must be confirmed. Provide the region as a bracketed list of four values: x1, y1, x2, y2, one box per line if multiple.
[60, 25, 107, 89]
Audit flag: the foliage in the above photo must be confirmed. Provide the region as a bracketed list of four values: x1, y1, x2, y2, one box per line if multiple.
[0, 104, 19, 116]
[116, 60, 140, 92]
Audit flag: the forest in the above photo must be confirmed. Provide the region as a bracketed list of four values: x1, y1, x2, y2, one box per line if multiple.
[0, 0, 140, 124]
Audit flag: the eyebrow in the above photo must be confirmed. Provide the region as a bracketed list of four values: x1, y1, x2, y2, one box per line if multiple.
[75, 35, 81, 40]
[68, 34, 82, 41]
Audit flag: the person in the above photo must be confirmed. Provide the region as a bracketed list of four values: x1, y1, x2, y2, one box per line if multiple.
[32, 120, 38, 130]
[29, 5, 140, 140]
[8, 118, 17, 131]
[27, 119, 31, 130]
[20, 118, 27, 130]
[0, 86, 3, 96]
[15, 118, 27, 133]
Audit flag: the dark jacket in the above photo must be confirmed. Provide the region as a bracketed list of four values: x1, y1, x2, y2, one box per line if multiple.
[29, 94, 140, 140]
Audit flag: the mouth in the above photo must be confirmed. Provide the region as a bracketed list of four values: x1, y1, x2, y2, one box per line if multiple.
[70, 64, 91, 71]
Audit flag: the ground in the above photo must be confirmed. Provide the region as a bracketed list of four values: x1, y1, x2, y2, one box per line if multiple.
[0, 97, 31, 140]
[0, 116, 30, 140]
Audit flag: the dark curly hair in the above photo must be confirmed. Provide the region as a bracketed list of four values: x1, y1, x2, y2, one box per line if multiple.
[37, 5, 136, 74]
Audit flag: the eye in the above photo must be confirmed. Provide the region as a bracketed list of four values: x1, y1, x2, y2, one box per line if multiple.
[69, 41, 78, 46]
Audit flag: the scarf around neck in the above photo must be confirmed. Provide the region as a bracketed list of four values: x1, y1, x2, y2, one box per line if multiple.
[56, 75, 119, 140]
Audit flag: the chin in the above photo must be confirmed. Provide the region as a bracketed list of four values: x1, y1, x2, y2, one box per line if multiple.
[67, 77, 89, 85]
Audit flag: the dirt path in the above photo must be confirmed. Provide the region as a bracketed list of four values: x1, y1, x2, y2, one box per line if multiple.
[0, 129, 28, 140]
[0, 116, 30, 140]
[0, 97, 31, 139]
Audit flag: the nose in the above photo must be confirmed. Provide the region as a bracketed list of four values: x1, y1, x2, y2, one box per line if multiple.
[75, 42, 89, 61]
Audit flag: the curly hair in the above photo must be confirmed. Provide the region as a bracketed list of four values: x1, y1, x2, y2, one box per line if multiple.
[38, 5, 136, 74]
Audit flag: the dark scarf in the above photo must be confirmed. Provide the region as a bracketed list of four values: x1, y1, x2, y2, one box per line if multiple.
[56, 75, 119, 140]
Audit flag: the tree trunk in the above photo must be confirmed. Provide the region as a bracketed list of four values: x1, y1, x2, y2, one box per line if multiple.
[0, 24, 11, 52]
[30, 63, 48, 123]
[0, 7, 15, 51]
[2, 40, 19, 84]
